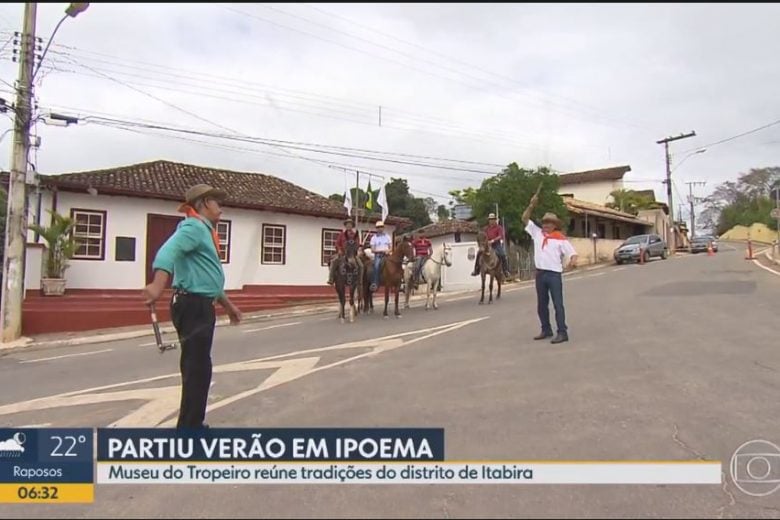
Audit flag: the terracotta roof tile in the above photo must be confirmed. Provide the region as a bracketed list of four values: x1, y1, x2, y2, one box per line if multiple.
[563, 196, 653, 226]
[37, 160, 409, 226]
[410, 219, 479, 238]
[559, 165, 631, 185]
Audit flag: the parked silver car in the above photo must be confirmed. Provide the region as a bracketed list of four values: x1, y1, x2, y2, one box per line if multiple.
[614, 234, 668, 264]
[690, 235, 719, 253]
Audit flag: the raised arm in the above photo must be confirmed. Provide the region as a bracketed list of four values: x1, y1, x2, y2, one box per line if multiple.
[522, 184, 542, 225]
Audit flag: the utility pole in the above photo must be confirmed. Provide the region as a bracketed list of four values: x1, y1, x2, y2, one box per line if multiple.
[686, 181, 706, 238]
[1, 3, 37, 343]
[354, 170, 360, 243]
[657, 131, 696, 252]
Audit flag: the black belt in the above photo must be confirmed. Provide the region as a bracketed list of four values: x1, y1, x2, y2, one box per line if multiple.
[172, 289, 214, 301]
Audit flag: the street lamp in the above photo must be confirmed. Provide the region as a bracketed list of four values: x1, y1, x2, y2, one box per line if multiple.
[671, 148, 707, 174]
[32, 3, 90, 82]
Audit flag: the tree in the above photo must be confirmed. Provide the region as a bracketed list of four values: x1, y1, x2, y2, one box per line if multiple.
[702, 167, 780, 235]
[436, 204, 450, 222]
[606, 189, 656, 215]
[452, 163, 568, 246]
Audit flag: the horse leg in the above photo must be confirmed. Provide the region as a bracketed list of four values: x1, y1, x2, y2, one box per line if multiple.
[404, 269, 411, 309]
[432, 280, 439, 310]
[479, 272, 486, 305]
[488, 274, 494, 304]
[384, 284, 390, 318]
[349, 285, 356, 323]
[395, 284, 401, 317]
[337, 285, 346, 322]
[497, 276, 502, 300]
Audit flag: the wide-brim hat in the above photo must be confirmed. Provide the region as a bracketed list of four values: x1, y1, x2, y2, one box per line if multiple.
[184, 184, 226, 205]
[488, 213, 497, 220]
[375, 220, 385, 228]
[343, 218, 354, 226]
[541, 212, 562, 228]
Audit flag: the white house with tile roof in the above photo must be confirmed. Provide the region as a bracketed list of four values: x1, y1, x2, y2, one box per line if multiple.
[20, 160, 409, 292]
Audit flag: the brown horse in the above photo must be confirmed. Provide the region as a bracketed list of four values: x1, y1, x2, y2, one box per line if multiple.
[333, 239, 362, 323]
[477, 232, 504, 305]
[377, 238, 414, 318]
[357, 249, 374, 314]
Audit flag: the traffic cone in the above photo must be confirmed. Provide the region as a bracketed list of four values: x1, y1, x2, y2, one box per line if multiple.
[707, 242, 714, 256]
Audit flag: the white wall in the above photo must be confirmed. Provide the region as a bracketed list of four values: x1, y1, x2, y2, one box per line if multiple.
[30, 191, 394, 290]
[569, 237, 623, 264]
[559, 179, 623, 205]
[442, 242, 482, 292]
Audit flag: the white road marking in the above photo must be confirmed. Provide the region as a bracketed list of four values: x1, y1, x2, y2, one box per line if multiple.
[242, 321, 303, 334]
[19, 348, 113, 364]
[0, 318, 488, 428]
[752, 257, 780, 277]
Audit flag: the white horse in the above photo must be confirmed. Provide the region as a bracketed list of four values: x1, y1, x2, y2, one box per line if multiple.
[404, 244, 453, 310]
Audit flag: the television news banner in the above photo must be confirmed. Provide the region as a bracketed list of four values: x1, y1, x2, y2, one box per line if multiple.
[0, 427, 740, 504]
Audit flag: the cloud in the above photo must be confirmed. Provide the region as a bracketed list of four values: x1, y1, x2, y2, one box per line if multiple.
[0, 2, 777, 209]
[0, 439, 24, 452]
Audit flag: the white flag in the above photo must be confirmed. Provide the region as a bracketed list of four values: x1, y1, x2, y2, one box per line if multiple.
[378, 182, 389, 222]
[343, 190, 352, 217]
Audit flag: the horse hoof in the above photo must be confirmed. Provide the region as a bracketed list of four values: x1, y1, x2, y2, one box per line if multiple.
[478, 301, 484, 305]
[340, 318, 345, 324]
[434, 306, 439, 310]
[396, 314, 402, 319]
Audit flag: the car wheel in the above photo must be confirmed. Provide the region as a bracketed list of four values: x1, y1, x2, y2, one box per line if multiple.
[616, 259, 623, 265]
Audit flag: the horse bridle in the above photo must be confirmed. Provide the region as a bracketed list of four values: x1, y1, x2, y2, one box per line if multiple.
[428, 247, 452, 267]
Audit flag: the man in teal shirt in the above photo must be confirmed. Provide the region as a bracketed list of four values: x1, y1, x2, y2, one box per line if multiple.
[143, 184, 242, 429]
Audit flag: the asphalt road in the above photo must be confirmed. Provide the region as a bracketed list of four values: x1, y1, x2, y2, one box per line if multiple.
[2, 245, 779, 518]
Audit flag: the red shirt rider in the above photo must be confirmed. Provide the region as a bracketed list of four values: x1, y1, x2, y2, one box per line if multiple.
[336, 221, 359, 254]
[485, 220, 505, 244]
[412, 236, 433, 257]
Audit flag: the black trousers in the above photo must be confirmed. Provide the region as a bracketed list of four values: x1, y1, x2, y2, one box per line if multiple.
[170, 292, 216, 429]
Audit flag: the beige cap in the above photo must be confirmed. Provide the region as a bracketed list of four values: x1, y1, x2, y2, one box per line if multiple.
[184, 184, 226, 205]
[375, 220, 385, 228]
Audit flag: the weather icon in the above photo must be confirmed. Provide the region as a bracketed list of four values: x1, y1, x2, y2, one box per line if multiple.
[0, 432, 26, 457]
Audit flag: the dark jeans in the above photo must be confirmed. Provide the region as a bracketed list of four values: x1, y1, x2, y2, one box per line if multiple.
[535, 270, 567, 335]
[171, 292, 216, 429]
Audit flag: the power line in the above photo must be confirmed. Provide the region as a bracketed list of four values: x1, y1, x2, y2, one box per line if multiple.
[219, 5, 647, 133]
[20, 48, 543, 151]
[300, 3, 657, 133]
[679, 117, 780, 155]
[41, 102, 506, 170]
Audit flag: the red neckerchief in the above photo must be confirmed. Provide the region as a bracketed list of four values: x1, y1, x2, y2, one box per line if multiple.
[542, 230, 567, 249]
[179, 204, 221, 256]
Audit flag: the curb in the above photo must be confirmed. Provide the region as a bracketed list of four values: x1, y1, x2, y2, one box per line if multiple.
[0, 286, 481, 354]
[1, 263, 617, 354]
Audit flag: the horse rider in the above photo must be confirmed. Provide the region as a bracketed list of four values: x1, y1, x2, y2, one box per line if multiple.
[327, 218, 360, 285]
[411, 232, 433, 286]
[471, 213, 510, 277]
[369, 220, 392, 291]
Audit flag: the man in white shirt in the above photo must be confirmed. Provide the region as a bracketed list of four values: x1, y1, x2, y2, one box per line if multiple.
[369, 220, 392, 291]
[522, 189, 578, 344]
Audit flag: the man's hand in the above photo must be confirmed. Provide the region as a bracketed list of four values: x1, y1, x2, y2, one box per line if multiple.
[567, 256, 578, 270]
[142, 271, 170, 305]
[220, 299, 242, 325]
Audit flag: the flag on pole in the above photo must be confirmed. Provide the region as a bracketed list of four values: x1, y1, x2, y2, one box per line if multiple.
[378, 182, 389, 222]
[343, 189, 352, 217]
[365, 179, 374, 210]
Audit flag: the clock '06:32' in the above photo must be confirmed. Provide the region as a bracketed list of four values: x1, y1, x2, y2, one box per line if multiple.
[16, 486, 59, 500]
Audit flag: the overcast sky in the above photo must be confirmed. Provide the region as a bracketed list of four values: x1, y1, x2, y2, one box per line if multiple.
[0, 2, 778, 218]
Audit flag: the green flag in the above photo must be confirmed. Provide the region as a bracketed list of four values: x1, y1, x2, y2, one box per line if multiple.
[365, 180, 374, 210]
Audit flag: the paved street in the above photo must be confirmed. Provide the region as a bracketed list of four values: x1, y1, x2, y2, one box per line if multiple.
[2, 245, 779, 518]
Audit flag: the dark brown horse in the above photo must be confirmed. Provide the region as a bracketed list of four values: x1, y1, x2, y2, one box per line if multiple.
[333, 239, 362, 323]
[357, 249, 374, 314]
[378, 238, 414, 318]
[477, 232, 504, 305]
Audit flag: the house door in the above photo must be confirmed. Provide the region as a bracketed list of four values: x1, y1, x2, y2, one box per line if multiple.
[146, 214, 184, 285]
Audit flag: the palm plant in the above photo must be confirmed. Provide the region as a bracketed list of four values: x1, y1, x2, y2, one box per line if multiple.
[29, 211, 79, 279]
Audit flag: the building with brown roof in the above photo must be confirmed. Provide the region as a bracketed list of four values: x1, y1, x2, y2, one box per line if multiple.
[22, 160, 409, 295]
[557, 165, 631, 205]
